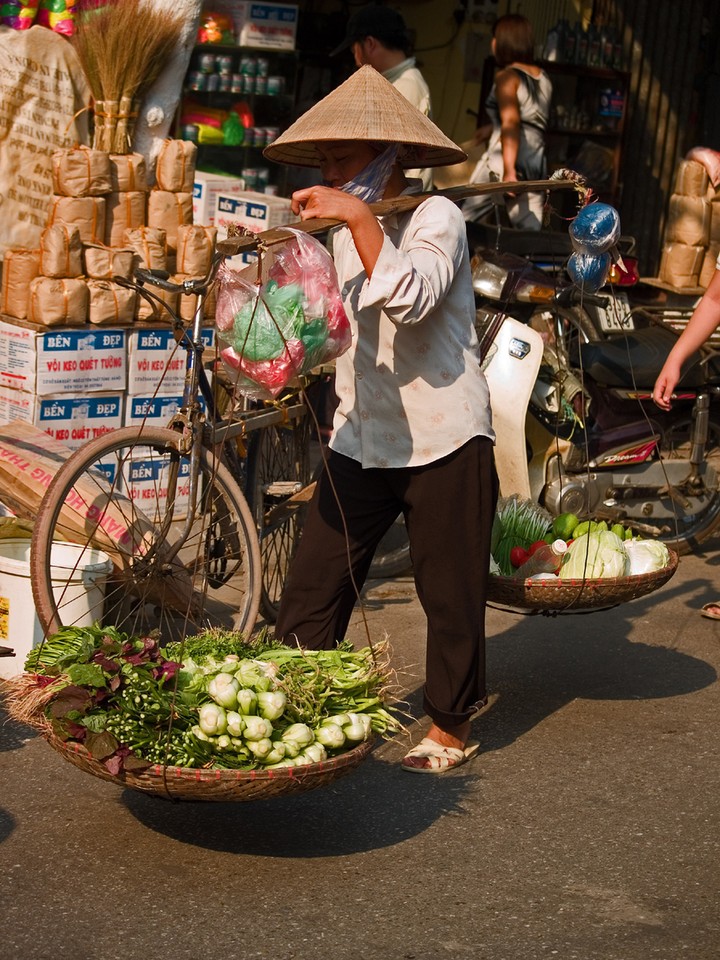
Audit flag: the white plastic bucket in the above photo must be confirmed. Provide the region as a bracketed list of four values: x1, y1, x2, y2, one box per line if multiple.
[0, 539, 113, 679]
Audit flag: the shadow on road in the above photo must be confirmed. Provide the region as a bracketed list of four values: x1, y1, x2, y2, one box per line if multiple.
[122, 750, 478, 856]
[122, 572, 717, 856]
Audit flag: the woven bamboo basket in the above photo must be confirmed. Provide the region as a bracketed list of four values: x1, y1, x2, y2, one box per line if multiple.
[486, 549, 679, 613]
[42, 732, 374, 802]
[5, 695, 374, 802]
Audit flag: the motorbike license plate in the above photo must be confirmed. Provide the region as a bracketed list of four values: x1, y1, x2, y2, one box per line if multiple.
[593, 290, 634, 333]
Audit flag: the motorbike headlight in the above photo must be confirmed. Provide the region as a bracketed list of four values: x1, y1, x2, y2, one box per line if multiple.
[470, 257, 507, 299]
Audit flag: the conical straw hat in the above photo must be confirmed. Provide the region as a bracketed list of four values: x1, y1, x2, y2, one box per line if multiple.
[263, 65, 467, 169]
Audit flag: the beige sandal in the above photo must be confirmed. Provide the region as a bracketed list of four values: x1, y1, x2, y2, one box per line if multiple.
[401, 737, 480, 774]
[701, 603, 720, 620]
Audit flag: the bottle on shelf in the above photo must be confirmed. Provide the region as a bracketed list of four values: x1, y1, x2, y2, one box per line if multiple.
[587, 23, 602, 68]
[561, 19, 575, 63]
[574, 22, 589, 66]
[543, 19, 560, 62]
[513, 539, 569, 579]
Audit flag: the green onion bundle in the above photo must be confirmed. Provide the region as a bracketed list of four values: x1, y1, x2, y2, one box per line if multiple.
[491, 495, 553, 575]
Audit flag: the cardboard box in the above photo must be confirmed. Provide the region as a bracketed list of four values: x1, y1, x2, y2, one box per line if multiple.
[214, 190, 292, 235]
[193, 171, 246, 226]
[674, 160, 709, 197]
[127, 326, 215, 395]
[124, 393, 207, 429]
[700, 244, 720, 287]
[122, 454, 191, 519]
[0, 387, 124, 448]
[214, 190, 292, 267]
[659, 242, 704, 288]
[665, 194, 711, 247]
[231, 2, 298, 49]
[0, 320, 127, 396]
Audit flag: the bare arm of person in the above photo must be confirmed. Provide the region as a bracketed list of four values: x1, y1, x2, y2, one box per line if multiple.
[291, 185, 384, 278]
[495, 68, 521, 184]
[653, 269, 720, 410]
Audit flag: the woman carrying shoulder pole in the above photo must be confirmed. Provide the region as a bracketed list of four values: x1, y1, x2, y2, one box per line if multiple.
[263, 66, 498, 773]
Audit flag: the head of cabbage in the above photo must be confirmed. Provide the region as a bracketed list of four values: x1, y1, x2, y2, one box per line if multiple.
[623, 538, 670, 575]
[559, 530, 629, 580]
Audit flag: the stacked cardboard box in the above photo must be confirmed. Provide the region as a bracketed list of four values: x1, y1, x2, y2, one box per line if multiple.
[0, 320, 126, 448]
[659, 159, 714, 289]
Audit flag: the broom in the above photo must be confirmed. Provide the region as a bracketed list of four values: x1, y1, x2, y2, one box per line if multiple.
[72, 0, 187, 154]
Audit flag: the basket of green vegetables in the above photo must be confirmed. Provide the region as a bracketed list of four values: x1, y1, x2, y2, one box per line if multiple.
[3, 626, 401, 802]
[487, 496, 679, 612]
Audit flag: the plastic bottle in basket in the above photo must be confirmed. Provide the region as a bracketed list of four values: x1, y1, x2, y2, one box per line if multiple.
[514, 539, 568, 579]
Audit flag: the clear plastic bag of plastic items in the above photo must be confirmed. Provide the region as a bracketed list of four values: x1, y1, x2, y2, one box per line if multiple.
[215, 228, 352, 399]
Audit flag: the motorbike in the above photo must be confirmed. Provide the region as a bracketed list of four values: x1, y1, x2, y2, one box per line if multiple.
[369, 246, 720, 577]
[482, 250, 720, 554]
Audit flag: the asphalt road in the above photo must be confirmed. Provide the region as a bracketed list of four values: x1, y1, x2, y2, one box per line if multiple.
[2, 542, 719, 960]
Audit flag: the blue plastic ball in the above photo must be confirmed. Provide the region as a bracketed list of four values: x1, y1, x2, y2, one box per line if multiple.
[569, 203, 621, 254]
[567, 251, 611, 293]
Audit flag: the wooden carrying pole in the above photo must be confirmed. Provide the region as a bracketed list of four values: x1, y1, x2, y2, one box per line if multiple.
[217, 178, 582, 256]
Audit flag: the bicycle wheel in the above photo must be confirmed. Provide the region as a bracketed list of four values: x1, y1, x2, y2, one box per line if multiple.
[31, 426, 261, 641]
[246, 414, 311, 622]
[367, 514, 412, 579]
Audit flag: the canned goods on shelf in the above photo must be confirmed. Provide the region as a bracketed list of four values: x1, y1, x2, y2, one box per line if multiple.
[256, 57, 269, 77]
[256, 167, 271, 188]
[217, 55, 234, 75]
[241, 168, 259, 190]
[181, 124, 199, 142]
[254, 75, 267, 95]
[198, 53, 217, 74]
[266, 75, 285, 96]
[219, 75, 232, 92]
[240, 56, 257, 75]
[241, 74, 255, 95]
[186, 71, 207, 92]
[231, 73, 243, 93]
[206, 74, 220, 92]
[264, 126, 280, 144]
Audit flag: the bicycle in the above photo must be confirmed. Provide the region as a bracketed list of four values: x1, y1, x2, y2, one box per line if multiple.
[30, 234, 314, 642]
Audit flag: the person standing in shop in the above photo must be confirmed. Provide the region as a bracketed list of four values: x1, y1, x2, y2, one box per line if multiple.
[462, 13, 552, 229]
[263, 66, 498, 774]
[331, 2, 434, 191]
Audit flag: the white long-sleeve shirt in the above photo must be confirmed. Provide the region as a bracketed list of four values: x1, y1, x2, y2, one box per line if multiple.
[329, 193, 494, 468]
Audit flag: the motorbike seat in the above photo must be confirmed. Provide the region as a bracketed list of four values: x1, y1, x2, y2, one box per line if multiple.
[579, 325, 720, 389]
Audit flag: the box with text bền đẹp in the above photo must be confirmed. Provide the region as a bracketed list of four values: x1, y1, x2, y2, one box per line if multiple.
[126, 327, 216, 395]
[193, 171, 246, 226]
[121, 453, 192, 521]
[224, 2, 298, 50]
[0, 320, 127, 396]
[123, 393, 208, 430]
[0, 387, 124, 449]
[213, 190, 292, 267]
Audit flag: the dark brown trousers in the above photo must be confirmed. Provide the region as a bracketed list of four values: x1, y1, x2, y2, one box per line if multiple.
[274, 435, 498, 728]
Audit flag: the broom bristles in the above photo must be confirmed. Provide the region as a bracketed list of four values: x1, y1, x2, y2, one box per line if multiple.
[73, 0, 187, 149]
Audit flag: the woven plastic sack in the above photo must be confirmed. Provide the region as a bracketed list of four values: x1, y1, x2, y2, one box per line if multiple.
[216, 228, 351, 399]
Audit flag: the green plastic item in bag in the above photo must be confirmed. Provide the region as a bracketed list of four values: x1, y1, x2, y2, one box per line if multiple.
[232, 282, 305, 362]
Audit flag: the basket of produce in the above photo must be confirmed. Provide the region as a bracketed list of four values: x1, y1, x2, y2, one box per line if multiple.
[487, 497, 679, 612]
[3, 626, 401, 802]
